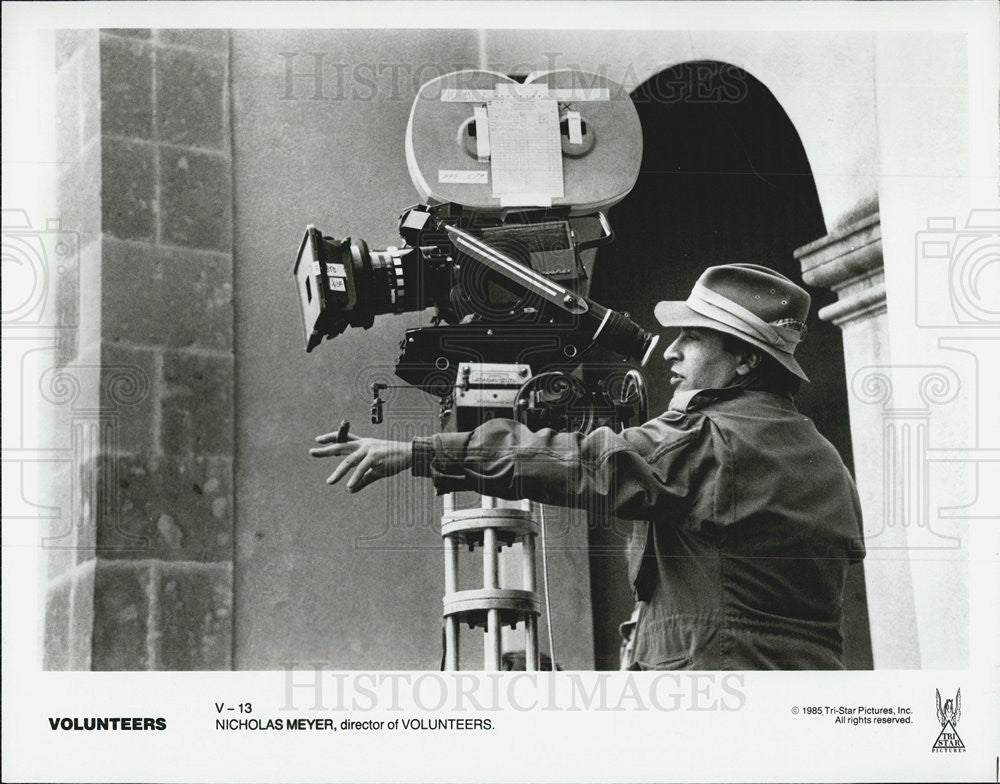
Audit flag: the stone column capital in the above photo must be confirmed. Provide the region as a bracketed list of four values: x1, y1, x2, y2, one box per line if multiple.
[795, 210, 884, 327]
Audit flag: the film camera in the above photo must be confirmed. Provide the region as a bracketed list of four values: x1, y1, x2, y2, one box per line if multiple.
[293, 70, 655, 432]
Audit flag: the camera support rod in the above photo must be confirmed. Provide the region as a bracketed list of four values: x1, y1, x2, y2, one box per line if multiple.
[444, 224, 590, 316]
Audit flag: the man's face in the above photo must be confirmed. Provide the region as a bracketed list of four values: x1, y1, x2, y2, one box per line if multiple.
[662, 327, 742, 394]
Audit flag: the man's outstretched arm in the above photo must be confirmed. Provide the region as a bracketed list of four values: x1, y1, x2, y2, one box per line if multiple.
[311, 414, 709, 521]
[309, 431, 412, 492]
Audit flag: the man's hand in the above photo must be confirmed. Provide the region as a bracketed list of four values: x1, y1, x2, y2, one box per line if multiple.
[310, 429, 412, 492]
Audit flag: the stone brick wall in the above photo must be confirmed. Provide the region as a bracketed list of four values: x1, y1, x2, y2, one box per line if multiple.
[43, 29, 235, 670]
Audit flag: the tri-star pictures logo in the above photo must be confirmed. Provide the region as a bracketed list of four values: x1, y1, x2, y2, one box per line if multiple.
[931, 688, 965, 753]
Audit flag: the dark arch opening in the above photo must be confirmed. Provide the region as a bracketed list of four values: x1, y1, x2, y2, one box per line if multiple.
[586, 60, 872, 669]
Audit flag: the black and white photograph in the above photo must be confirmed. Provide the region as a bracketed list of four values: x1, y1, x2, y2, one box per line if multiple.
[2, 2, 998, 782]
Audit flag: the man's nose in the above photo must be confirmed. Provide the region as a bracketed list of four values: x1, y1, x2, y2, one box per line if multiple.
[663, 336, 682, 362]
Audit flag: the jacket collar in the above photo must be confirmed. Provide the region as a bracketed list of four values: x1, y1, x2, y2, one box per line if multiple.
[668, 383, 793, 414]
[668, 387, 731, 413]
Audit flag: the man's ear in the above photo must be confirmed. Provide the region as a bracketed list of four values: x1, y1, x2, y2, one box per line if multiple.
[735, 349, 762, 376]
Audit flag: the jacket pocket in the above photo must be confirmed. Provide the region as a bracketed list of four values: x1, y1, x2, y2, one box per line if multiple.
[640, 652, 693, 671]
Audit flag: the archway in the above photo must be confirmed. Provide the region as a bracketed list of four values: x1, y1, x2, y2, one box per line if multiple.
[586, 61, 872, 669]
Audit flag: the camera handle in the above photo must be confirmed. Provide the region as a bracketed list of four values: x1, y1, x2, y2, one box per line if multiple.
[573, 211, 615, 252]
[444, 224, 590, 316]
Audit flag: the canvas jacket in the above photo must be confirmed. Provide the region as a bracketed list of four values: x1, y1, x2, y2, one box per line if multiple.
[412, 387, 865, 670]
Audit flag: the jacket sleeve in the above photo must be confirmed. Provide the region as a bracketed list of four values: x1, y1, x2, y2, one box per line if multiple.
[411, 414, 711, 521]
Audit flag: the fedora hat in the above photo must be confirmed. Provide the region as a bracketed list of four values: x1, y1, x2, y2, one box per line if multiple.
[654, 264, 811, 381]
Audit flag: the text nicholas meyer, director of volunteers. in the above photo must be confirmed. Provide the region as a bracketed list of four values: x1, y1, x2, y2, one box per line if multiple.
[311, 264, 866, 670]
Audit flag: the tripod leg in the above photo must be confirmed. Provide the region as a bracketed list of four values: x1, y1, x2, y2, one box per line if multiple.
[522, 533, 539, 670]
[444, 537, 460, 671]
[443, 493, 460, 670]
[483, 526, 501, 670]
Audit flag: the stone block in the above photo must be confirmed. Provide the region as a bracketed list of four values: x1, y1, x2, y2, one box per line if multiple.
[74, 463, 99, 566]
[55, 53, 82, 161]
[91, 560, 152, 670]
[43, 578, 72, 670]
[80, 42, 102, 147]
[100, 36, 153, 139]
[101, 139, 155, 241]
[56, 29, 92, 67]
[56, 245, 81, 365]
[96, 453, 234, 562]
[157, 29, 229, 51]
[161, 350, 234, 456]
[153, 562, 232, 669]
[101, 237, 233, 351]
[69, 562, 96, 669]
[97, 341, 157, 454]
[105, 29, 152, 40]
[42, 531, 78, 580]
[159, 148, 232, 251]
[57, 146, 102, 248]
[93, 452, 155, 557]
[39, 462, 78, 577]
[156, 47, 227, 150]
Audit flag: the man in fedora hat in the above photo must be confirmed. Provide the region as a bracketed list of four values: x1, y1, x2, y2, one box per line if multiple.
[311, 264, 865, 670]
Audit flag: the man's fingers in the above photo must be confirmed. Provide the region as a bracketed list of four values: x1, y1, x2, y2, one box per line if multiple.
[351, 468, 378, 492]
[347, 454, 376, 491]
[314, 431, 361, 445]
[326, 457, 360, 485]
[326, 444, 365, 485]
[310, 441, 360, 458]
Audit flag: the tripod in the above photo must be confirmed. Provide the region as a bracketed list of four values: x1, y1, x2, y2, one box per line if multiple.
[441, 493, 542, 671]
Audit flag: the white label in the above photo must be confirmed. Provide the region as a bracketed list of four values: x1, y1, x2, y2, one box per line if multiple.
[494, 82, 550, 99]
[329, 278, 346, 292]
[438, 170, 489, 184]
[488, 97, 564, 200]
[440, 88, 495, 102]
[440, 86, 610, 102]
[473, 104, 491, 160]
[311, 261, 321, 276]
[326, 263, 346, 277]
[566, 110, 583, 144]
[499, 194, 553, 208]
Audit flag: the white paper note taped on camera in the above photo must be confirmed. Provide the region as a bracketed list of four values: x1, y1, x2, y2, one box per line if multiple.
[499, 194, 552, 208]
[438, 170, 489, 184]
[494, 82, 550, 99]
[487, 97, 564, 204]
[440, 88, 496, 102]
[440, 87, 610, 102]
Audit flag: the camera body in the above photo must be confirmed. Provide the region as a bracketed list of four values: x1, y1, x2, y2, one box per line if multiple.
[293, 70, 655, 428]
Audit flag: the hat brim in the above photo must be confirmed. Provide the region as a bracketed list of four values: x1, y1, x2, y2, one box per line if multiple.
[654, 300, 810, 382]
